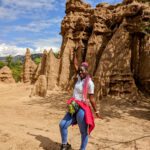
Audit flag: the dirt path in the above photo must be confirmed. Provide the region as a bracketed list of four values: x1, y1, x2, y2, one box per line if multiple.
[0, 83, 150, 150]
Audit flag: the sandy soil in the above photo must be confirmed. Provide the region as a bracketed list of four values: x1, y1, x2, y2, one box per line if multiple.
[0, 83, 149, 150]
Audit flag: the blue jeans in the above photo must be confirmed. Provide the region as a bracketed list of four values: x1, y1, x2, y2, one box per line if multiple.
[59, 108, 88, 150]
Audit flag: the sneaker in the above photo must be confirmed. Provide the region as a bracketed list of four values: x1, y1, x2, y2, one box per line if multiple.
[60, 143, 71, 150]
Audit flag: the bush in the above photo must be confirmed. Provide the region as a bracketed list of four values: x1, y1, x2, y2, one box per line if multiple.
[4, 56, 23, 82]
[33, 57, 41, 65]
[6, 55, 13, 68]
[10, 60, 23, 82]
[0, 61, 5, 69]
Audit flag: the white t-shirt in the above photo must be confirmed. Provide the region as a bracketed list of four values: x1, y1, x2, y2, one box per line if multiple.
[73, 75, 94, 101]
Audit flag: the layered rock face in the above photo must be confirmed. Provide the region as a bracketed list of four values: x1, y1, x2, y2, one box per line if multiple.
[138, 35, 150, 94]
[30, 49, 60, 96]
[25, 0, 149, 99]
[0, 66, 15, 83]
[23, 48, 37, 83]
[45, 50, 60, 90]
[58, 0, 92, 88]
[30, 75, 47, 97]
[36, 49, 60, 90]
[59, 0, 150, 101]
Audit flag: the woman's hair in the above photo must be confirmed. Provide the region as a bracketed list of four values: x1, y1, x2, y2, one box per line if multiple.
[81, 62, 88, 70]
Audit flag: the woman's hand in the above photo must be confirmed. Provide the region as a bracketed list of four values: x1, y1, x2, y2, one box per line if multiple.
[89, 94, 102, 119]
[95, 111, 102, 119]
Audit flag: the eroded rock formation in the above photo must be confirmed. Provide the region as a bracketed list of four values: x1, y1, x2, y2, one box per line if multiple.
[30, 75, 47, 97]
[45, 50, 60, 90]
[23, 48, 37, 83]
[58, 0, 150, 101]
[30, 49, 60, 96]
[58, 0, 92, 88]
[28, 0, 149, 99]
[0, 66, 15, 83]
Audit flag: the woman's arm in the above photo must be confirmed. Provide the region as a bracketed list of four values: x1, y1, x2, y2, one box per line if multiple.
[89, 94, 101, 118]
[73, 48, 78, 72]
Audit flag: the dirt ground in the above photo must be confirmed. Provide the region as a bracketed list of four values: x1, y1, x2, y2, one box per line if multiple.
[0, 83, 150, 150]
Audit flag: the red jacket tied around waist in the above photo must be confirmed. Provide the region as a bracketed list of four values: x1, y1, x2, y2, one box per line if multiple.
[67, 97, 95, 134]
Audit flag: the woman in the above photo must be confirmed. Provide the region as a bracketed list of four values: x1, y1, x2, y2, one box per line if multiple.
[59, 49, 100, 150]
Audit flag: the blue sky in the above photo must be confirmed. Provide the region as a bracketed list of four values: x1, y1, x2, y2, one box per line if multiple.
[0, 0, 122, 56]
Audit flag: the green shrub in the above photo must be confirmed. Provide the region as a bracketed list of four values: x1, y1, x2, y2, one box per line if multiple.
[33, 57, 41, 65]
[6, 55, 13, 68]
[10, 60, 23, 82]
[0, 61, 5, 69]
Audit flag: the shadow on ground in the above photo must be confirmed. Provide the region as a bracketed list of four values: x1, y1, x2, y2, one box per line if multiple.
[27, 91, 150, 121]
[27, 132, 61, 150]
[128, 109, 150, 121]
[98, 96, 150, 120]
[27, 91, 72, 111]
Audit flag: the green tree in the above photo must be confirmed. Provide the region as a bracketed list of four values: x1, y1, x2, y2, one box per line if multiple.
[5, 56, 23, 82]
[33, 57, 41, 65]
[11, 65, 23, 82]
[6, 55, 13, 67]
[0, 61, 5, 69]
[10, 60, 23, 82]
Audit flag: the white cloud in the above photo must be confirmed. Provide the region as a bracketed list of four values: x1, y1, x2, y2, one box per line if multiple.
[2, 0, 56, 10]
[32, 37, 61, 52]
[0, 1, 62, 56]
[0, 0, 56, 20]
[15, 21, 51, 32]
[0, 7, 19, 20]
[0, 36, 61, 56]
[14, 18, 62, 32]
[0, 43, 51, 57]
[0, 43, 29, 56]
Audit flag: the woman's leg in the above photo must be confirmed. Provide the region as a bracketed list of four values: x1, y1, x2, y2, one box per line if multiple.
[59, 112, 76, 144]
[76, 109, 88, 150]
